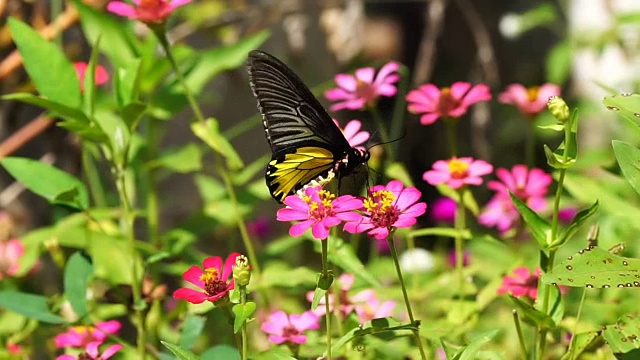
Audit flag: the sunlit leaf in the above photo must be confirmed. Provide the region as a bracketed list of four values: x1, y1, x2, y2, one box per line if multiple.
[232, 302, 256, 333]
[603, 93, 640, 135]
[179, 315, 205, 350]
[64, 252, 93, 318]
[613, 140, 640, 197]
[161, 341, 200, 360]
[603, 313, 640, 356]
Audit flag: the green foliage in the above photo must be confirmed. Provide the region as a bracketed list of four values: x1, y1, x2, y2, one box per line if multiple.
[0, 291, 66, 324]
[63, 252, 94, 318]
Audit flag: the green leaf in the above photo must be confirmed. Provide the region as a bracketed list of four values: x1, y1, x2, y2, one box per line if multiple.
[324, 237, 381, 287]
[534, 283, 564, 325]
[554, 201, 599, 249]
[121, 102, 147, 132]
[179, 314, 205, 350]
[510, 295, 556, 329]
[8, 18, 81, 108]
[72, 0, 138, 67]
[603, 93, 640, 135]
[114, 58, 143, 109]
[161, 341, 200, 360]
[232, 302, 256, 333]
[1, 93, 89, 124]
[192, 118, 243, 170]
[311, 286, 328, 311]
[409, 227, 471, 239]
[613, 140, 640, 197]
[93, 111, 131, 168]
[329, 317, 405, 356]
[561, 331, 602, 360]
[150, 143, 202, 173]
[509, 192, 551, 249]
[542, 245, 640, 288]
[83, 35, 102, 116]
[64, 252, 94, 318]
[385, 162, 414, 187]
[90, 233, 142, 285]
[0, 157, 89, 209]
[546, 40, 571, 84]
[603, 313, 640, 355]
[200, 345, 240, 360]
[0, 291, 66, 324]
[452, 330, 499, 360]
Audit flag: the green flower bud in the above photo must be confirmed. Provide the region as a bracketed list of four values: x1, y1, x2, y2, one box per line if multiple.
[232, 255, 251, 287]
[547, 96, 570, 123]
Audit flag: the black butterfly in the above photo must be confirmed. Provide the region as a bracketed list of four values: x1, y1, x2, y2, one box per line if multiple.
[247, 50, 370, 203]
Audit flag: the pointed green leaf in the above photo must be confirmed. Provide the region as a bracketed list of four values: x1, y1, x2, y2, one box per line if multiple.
[115, 59, 143, 109]
[561, 331, 602, 360]
[509, 192, 552, 249]
[0, 157, 89, 209]
[200, 345, 240, 360]
[192, 118, 243, 170]
[453, 330, 499, 360]
[554, 201, 599, 249]
[8, 18, 81, 107]
[534, 283, 564, 325]
[0, 291, 66, 324]
[64, 252, 94, 318]
[232, 302, 256, 333]
[121, 102, 147, 131]
[409, 227, 471, 239]
[161, 341, 200, 360]
[83, 35, 102, 116]
[603, 313, 640, 355]
[613, 140, 640, 197]
[149, 143, 202, 173]
[603, 93, 640, 135]
[311, 286, 328, 311]
[542, 245, 640, 288]
[511, 295, 556, 329]
[1, 93, 89, 123]
[179, 314, 205, 350]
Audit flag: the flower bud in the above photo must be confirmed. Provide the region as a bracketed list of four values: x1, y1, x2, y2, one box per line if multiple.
[232, 255, 251, 287]
[547, 96, 570, 123]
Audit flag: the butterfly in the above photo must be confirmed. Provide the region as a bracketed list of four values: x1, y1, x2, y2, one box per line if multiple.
[247, 50, 370, 203]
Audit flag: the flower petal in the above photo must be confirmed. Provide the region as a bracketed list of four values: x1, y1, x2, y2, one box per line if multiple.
[173, 288, 208, 304]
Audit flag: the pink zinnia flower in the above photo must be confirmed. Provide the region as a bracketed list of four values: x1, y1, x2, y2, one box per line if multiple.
[344, 180, 426, 240]
[305, 273, 376, 319]
[277, 187, 363, 239]
[355, 298, 396, 323]
[499, 83, 561, 116]
[0, 239, 24, 280]
[261, 310, 320, 345]
[497, 267, 541, 299]
[173, 253, 240, 304]
[406, 82, 492, 125]
[430, 197, 456, 224]
[334, 119, 370, 149]
[73, 62, 109, 91]
[325, 62, 400, 111]
[56, 342, 123, 360]
[487, 165, 552, 212]
[107, 0, 192, 24]
[54, 320, 121, 348]
[423, 157, 493, 189]
[478, 194, 520, 233]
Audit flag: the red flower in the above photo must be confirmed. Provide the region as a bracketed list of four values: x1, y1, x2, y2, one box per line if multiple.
[497, 267, 541, 299]
[406, 82, 491, 125]
[73, 62, 109, 91]
[173, 253, 240, 304]
[107, 0, 192, 24]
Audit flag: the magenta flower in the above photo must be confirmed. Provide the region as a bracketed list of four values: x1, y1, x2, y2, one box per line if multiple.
[406, 82, 492, 125]
[333, 119, 370, 149]
[54, 320, 121, 348]
[497, 267, 541, 299]
[56, 342, 123, 360]
[277, 187, 362, 239]
[344, 180, 427, 240]
[0, 239, 24, 280]
[487, 165, 552, 211]
[107, 0, 192, 24]
[558, 207, 577, 223]
[423, 157, 493, 189]
[499, 83, 560, 116]
[73, 62, 109, 91]
[355, 298, 396, 323]
[261, 310, 320, 345]
[478, 194, 520, 232]
[173, 253, 240, 304]
[325, 62, 400, 111]
[246, 215, 272, 240]
[305, 273, 376, 319]
[447, 250, 470, 268]
[430, 197, 456, 224]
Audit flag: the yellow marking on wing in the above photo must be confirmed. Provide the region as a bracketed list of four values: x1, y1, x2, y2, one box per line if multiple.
[268, 147, 336, 198]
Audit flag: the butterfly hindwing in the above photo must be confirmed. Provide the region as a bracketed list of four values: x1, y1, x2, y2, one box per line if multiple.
[247, 50, 369, 203]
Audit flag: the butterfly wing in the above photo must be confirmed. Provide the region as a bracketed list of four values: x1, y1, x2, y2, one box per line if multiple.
[247, 50, 354, 202]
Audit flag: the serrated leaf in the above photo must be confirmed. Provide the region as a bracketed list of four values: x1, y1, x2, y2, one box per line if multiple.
[8, 18, 81, 107]
[191, 118, 243, 170]
[179, 314, 205, 350]
[161, 341, 200, 360]
[542, 246, 640, 288]
[603, 93, 640, 135]
[64, 252, 94, 318]
[232, 302, 256, 333]
[509, 192, 551, 249]
[613, 140, 640, 197]
[0, 157, 89, 209]
[603, 313, 640, 355]
[0, 291, 66, 324]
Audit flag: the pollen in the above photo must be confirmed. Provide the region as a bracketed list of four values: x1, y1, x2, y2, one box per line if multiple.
[199, 268, 219, 283]
[447, 158, 469, 178]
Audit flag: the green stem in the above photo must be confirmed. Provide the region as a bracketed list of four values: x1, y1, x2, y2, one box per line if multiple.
[567, 289, 588, 360]
[321, 239, 332, 360]
[446, 118, 458, 156]
[240, 287, 248, 360]
[387, 236, 427, 360]
[114, 167, 146, 358]
[512, 310, 528, 360]
[82, 144, 107, 207]
[454, 188, 467, 301]
[145, 120, 161, 248]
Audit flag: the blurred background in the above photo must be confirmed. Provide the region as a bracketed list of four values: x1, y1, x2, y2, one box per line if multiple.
[1, 0, 639, 236]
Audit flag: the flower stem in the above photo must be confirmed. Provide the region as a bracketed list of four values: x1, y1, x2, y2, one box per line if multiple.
[567, 289, 588, 358]
[454, 188, 467, 302]
[240, 287, 248, 360]
[321, 239, 332, 360]
[387, 236, 427, 360]
[446, 118, 458, 156]
[114, 167, 146, 358]
[512, 309, 528, 359]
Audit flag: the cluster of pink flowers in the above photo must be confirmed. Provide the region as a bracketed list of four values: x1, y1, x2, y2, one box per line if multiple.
[54, 320, 122, 360]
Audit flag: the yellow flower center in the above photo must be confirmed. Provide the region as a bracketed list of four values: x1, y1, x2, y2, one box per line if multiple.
[437, 87, 461, 115]
[447, 158, 469, 179]
[199, 268, 219, 283]
[526, 86, 540, 102]
[304, 189, 336, 220]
